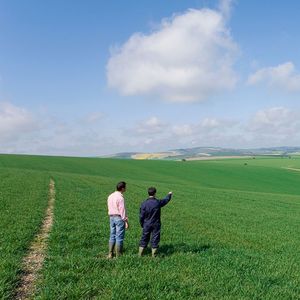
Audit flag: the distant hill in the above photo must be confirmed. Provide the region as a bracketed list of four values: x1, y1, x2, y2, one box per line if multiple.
[104, 146, 300, 160]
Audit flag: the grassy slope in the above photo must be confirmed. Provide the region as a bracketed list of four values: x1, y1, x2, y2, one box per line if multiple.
[36, 173, 300, 299]
[0, 167, 49, 299]
[1, 154, 300, 195]
[1, 155, 300, 299]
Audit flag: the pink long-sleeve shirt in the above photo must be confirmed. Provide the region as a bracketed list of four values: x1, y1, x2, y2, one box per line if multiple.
[107, 191, 127, 220]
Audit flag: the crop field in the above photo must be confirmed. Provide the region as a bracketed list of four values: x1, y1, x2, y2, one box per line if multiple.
[0, 166, 50, 298]
[1, 154, 300, 299]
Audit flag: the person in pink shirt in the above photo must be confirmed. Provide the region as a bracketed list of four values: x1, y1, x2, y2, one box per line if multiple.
[107, 181, 128, 258]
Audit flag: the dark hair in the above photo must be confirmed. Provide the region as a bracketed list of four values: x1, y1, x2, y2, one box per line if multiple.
[148, 187, 156, 196]
[116, 181, 126, 191]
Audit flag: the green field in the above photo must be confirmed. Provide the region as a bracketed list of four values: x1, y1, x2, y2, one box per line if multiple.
[0, 166, 49, 298]
[1, 154, 300, 299]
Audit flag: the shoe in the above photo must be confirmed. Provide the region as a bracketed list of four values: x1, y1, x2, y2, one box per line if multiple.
[107, 242, 115, 259]
[152, 248, 158, 257]
[116, 244, 123, 257]
[138, 247, 145, 257]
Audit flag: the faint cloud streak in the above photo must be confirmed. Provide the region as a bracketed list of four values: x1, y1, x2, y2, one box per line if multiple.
[247, 62, 300, 92]
[0, 102, 39, 141]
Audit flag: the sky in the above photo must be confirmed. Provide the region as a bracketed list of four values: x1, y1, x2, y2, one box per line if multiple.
[1, 0, 300, 156]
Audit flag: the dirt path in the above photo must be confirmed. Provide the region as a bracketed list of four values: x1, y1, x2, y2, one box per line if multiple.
[14, 179, 55, 300]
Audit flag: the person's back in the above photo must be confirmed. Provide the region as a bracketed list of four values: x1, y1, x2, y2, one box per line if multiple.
[107, 181, 128, 259]
[139, 187, 173, 257]
[140, 196, 170, 227]
[140, 198, 161, 225]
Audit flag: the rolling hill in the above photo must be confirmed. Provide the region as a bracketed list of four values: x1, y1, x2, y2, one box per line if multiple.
[105, 146, 300, 160]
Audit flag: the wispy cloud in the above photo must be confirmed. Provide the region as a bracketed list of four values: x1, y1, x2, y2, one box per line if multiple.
[247, 106, 300, 134]
[1, 102, 299, 156]
[244, 107, 300, 147]
[107, 5, 238, 102]
[0, 102, 39, 141]
[0, 102, 115, 156]
[247, 62, 300, 92]
[218, 0, 235, 20]
[135, 117, 168, 135]
[173, 117, 237, 137]
[122, 109, 300, 151]
[80, 112, 105, 124]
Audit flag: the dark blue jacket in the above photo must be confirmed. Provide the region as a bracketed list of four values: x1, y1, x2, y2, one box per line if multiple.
[139, 194, 172, 227]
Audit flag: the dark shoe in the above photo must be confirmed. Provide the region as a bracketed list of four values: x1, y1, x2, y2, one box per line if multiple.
[152, 248, 158, 257]
[138, 247, 145, 257]
[107, 242, 115, 259]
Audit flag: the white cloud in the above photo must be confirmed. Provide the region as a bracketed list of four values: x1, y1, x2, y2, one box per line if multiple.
[107, 4, 238, 102]
[173, 117, 236, 137]
[247, 107, 300, 135]
[0, 103, 110, 155]
[172, 124, 194, 136]
[200, 117, 221, 129]
[127, 116, 240, 150]
[0, 102, 38, 141]
[1, 103, 299, 156]
[124, 110, 300, 152]
[130, 116, 168, 136]
[218, 0, 235, 20]
[247, 62, 300, 92]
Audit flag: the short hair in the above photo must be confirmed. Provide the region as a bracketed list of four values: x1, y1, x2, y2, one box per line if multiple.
[148, 187, 156, 196]
[116, 181, 126, 191]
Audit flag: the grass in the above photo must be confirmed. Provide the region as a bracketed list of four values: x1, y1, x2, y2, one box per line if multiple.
[0, 154, 300, 299]
[0, 167, 49, 299]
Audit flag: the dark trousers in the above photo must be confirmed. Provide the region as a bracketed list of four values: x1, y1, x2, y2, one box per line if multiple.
[139, 223, 161, 248]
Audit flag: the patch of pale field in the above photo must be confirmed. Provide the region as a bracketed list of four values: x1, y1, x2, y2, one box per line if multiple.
[132, 153, 253, 160]
[132, 152, 178, 159]
[186, 156, 252, 161]
[284, 167, 300, 172]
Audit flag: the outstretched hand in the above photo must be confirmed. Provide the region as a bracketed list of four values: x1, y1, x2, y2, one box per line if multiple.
[168, 191, 173, 195]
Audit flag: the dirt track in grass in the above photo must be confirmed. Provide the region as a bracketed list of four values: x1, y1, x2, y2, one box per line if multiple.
[14, 179, 55, 300]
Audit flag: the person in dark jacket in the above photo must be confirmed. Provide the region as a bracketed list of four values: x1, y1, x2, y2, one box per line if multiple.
[138, 187, 173, 257]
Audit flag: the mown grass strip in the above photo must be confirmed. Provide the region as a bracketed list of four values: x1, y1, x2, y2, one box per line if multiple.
[14, 179, 55, 300]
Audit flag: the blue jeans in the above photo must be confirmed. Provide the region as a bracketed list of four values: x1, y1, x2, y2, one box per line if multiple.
[109, 216, 125, 246]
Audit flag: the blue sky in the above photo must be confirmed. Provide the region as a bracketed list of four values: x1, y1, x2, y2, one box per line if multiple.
[1, 0, 300, 156]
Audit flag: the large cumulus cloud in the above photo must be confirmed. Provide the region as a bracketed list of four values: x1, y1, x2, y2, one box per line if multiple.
[107, 4, 238, 102]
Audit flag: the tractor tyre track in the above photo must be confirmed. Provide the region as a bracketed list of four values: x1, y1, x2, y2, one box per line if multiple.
[14, 179, 55, 300]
